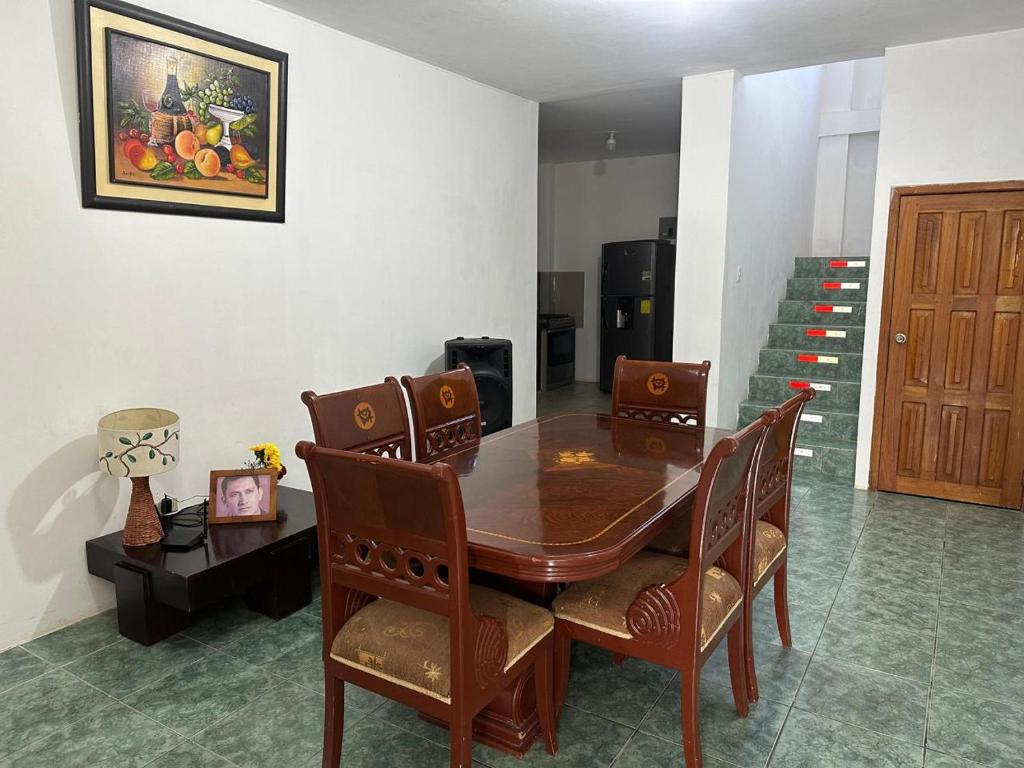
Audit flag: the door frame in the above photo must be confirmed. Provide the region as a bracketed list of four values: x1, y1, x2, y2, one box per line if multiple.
[868, 179, 1024, 491]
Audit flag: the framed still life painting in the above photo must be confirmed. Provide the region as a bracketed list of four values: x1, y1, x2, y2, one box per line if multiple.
[74, 0, 288, 221]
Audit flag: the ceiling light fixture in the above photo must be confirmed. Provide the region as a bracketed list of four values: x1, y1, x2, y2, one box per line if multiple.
[605, 131, 617, 152]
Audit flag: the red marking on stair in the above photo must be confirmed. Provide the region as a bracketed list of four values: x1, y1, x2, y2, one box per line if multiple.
[789, 381, 810, 389]
[829, 260, 848, 268]
[806, 329, 826, 337]
[814, 305, 833, 312]
[797, 354, 818, 363]
[822, 282, 841, 290]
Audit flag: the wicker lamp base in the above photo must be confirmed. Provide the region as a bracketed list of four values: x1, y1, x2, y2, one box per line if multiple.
[123, 476, 164, 547]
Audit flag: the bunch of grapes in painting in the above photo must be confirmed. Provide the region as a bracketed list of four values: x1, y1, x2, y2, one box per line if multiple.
[180, 66, 236, 121]
[229, 94, 257, 114]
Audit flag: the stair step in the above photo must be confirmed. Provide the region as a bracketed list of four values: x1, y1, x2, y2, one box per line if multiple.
[757, 348, 862, 381]
[778, 300, 867, 326]
[793, 256, 870, 279]
[787, 277, 868, 302]
[791, 436, 857, 479]
[768, 323, 865, 353]
[747, 374, 861, 411]
[738, 401, 859, 443]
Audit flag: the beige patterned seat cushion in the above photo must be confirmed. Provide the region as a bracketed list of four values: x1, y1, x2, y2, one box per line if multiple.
[552, 551, 742, 651]
[330, 585, 553, 702]
[753, 521, 787, 583]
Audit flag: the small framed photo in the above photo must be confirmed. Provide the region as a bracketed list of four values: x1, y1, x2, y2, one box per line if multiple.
[208, 468, 277, 524]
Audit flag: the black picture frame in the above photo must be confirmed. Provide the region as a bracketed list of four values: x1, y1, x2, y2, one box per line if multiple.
[74, 0, 288, 222]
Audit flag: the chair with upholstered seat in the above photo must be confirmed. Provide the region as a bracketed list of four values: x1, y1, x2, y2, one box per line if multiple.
[611, 355, 712, 427]
[401, 363, 482, 463]
[296, 441, 557, 768]
[742, 388, 814, 702]
[301, 379, 412, 459]
[552, 414, 772, 768]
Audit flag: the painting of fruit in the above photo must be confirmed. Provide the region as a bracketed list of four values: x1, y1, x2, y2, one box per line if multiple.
[103, 29, 271, 198]
[76, 0, 287, 221]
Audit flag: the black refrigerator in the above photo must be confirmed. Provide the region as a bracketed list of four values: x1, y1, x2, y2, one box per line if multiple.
[599, 240, 676, 392]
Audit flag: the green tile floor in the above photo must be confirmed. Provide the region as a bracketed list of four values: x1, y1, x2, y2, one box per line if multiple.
[3, 475, 1024, 767]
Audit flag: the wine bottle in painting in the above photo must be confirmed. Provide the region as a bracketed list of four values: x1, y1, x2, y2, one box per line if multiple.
[151, 56, 191, 145]
[160, 56, 187, 115]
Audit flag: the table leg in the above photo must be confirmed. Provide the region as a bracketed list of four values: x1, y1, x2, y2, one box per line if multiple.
[473, 671, 542, 756]
[245, 536, 312, 619]
[113, 562, 188, 645]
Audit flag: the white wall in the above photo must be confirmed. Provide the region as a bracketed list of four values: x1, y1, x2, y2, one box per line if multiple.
[537, 163, 556, 272]
[855, 28, 1024, 487]
[540, 153, 680, 381]
[0, 0, 538, 649]
[812, 58, 883, 259]
[675, 67, 821, 426]
[717, 66, 823, 426]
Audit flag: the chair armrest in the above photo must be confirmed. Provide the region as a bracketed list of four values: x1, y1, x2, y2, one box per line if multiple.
[625, 583, 681, 647]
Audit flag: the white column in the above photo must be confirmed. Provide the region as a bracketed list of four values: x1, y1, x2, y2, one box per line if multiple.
[674, 71, 736, 422]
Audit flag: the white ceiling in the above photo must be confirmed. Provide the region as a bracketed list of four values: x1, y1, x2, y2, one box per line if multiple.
[262, 0, 1024, 161]
[539, 84, 681, 163]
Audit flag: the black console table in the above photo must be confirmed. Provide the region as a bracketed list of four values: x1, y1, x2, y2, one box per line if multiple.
[86, 486, 317, 645]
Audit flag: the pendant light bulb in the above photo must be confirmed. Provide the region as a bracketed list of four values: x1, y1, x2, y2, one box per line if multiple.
[605, 131, 617, 152]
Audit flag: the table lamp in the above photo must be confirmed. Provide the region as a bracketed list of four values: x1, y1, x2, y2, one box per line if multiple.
[97, 408, 180, 547]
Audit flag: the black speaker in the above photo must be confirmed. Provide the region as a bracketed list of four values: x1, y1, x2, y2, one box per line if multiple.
[445, 337, 512, 436]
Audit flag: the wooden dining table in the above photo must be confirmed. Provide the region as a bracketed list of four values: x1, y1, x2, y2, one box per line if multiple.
[426, 412, 731, 756]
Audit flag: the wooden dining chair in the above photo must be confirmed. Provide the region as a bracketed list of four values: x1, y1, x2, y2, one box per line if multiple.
[301, 378, 412, 459]
[401, 363, 482, 463]
[296, 441, 557, 768]
[552, 415, 772, 768]
[611, 355, 712, 427]
[612, 356, 710, 560]
[742, 388, 814, 702]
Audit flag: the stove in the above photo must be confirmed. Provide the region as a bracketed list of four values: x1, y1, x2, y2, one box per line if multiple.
[537, 313, 576, 391]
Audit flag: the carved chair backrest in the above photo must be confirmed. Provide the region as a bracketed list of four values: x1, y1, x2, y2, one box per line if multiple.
[301, 378, 412, 460]
[401, 364, 482, 463]
[297, 440, 508, 705]
[750, 389, 814, 534]
[624, 416, 769, 657]
[611, 356, 712, 427]
[692, 415, 772, 567]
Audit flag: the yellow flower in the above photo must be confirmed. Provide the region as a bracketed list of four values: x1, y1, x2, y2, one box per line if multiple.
[249, 442, 282, 470]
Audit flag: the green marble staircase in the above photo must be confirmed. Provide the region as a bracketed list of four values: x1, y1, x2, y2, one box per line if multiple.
[738, 257, 869, 480]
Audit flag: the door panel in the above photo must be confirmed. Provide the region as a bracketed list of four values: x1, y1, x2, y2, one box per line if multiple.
[878, 190, 1024, 507]
[905, 310, 934, 387]
[912, 213, 942, 293]
[997, 211, 1024, 295]
[896, 402, 926, 478]
[953, 211, 986, 294]
[935, 405, 967, 484]
[988, 312, 1020, 393]
[943, 311, 975, 390]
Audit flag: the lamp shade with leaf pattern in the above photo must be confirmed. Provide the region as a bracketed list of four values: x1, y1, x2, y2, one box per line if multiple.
[98, 408, 180, 547]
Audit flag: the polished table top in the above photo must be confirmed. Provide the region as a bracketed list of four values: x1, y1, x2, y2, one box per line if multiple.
[442, 414, 730, 582]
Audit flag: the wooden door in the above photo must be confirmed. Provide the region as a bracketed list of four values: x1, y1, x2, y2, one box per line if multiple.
[878, 189, 1024, 507]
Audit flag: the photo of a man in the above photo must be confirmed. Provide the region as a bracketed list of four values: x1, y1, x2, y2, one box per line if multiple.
[209, 469, 277, 524]
[219, 474, 268, 517]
